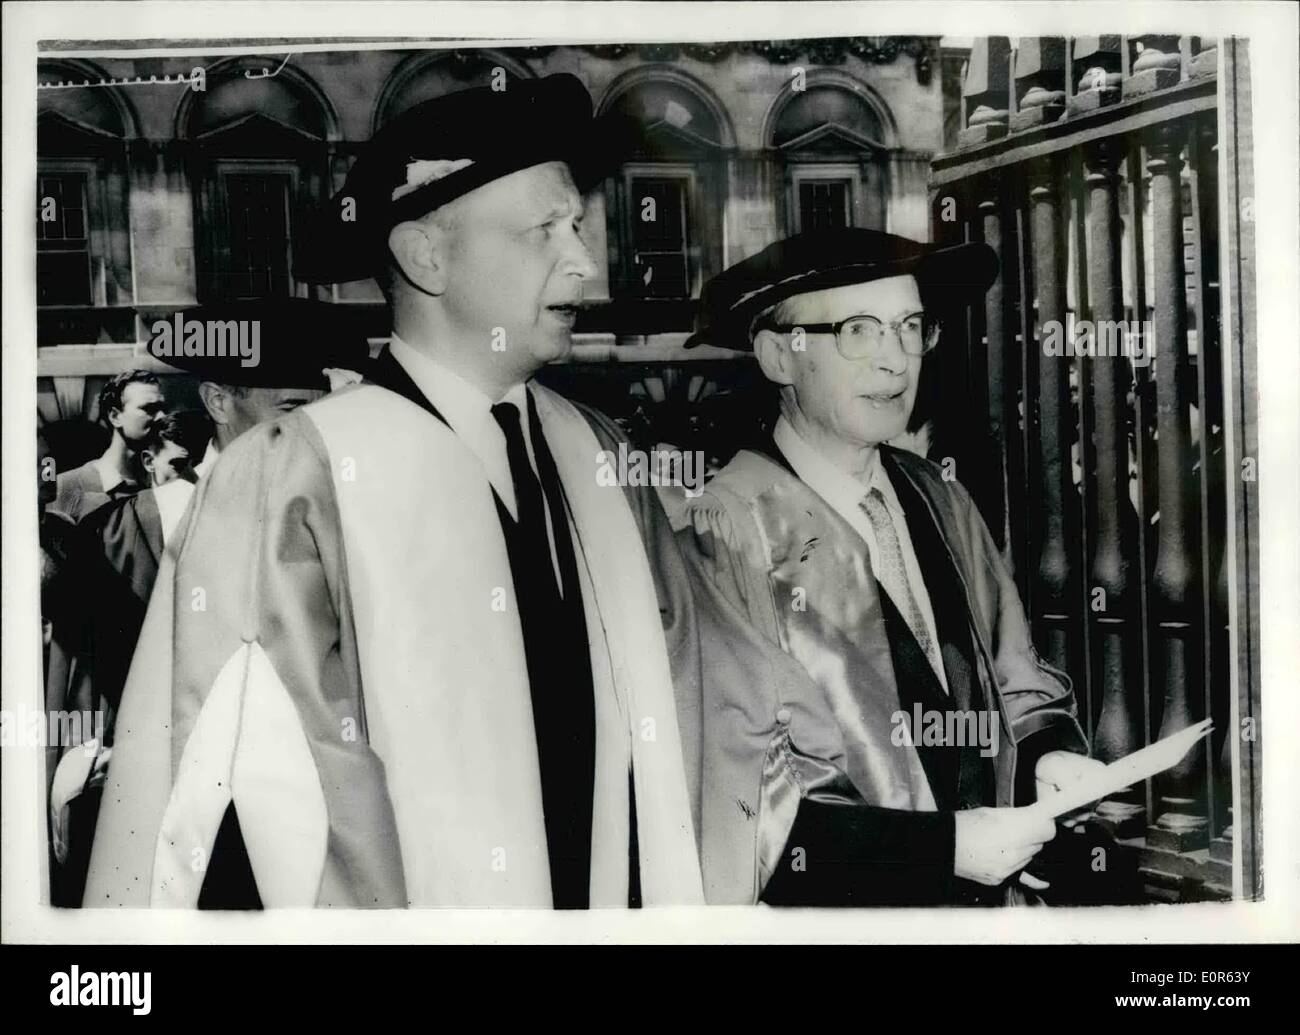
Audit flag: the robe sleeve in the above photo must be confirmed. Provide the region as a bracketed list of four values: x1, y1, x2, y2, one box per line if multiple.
[85, 412, 407, 908]
[680, 492, 957, 906]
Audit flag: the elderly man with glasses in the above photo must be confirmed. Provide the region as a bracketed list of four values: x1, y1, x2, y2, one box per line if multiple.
[680, 228, 1103, 907]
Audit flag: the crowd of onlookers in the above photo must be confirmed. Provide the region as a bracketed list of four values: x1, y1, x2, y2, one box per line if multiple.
[37, 291, 382, 906]
[39, 370, 215, 905]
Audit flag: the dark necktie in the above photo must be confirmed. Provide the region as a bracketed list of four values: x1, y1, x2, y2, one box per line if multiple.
[490, 397, 594, 907]
[491, 401, 557, 593]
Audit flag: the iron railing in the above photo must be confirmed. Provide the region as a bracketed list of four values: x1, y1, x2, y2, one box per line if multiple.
[928, 35, 1260, 901]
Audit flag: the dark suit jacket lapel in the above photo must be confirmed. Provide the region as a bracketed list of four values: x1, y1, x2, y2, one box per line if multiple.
[879, 449, 982, 707]
[367, 346, 451, 428]
[133, 488, 164, 570]
[882, 446, 997, 809]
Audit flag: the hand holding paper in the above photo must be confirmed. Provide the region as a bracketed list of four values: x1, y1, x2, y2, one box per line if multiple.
[1030, 719, 1214, 820]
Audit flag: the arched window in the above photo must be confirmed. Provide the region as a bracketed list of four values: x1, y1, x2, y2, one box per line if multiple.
[766, 73, 895, 235]
[178, 58, 338, 300]
[37, 61, 136, 340]
[599, 70, 732, 319]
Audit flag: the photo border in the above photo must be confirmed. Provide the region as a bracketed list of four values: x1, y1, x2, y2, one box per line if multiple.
[4, 0, 1297, 945]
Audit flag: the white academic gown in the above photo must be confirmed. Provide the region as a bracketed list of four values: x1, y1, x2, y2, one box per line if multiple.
[84, 378, 704, 908]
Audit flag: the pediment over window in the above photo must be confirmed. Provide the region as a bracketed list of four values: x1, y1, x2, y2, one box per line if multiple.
[38, 62, 131, 149]
[774, 121, 887, 156]
[192, 112, 323, 156]
[639, 119, 727, 158]
[38, 109, 124, 156]
[770, 81, 892, 153]
[185, 65, 333, 142]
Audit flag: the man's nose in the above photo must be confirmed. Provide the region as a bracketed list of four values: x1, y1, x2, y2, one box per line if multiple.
[562, 227, 599, 280]
[870, 330, 910, 375]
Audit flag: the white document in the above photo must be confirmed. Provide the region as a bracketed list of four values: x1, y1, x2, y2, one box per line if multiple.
[1032, 719, 1215, 819]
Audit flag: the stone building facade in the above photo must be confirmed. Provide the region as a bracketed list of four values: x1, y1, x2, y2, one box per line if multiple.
[37, 38, 955, 350]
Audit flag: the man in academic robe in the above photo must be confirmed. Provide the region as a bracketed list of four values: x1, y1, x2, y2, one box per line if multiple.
[62, 304, 370, 907]
[679, 228, 1106, 906]
[84, 75, 704, 909]
[51, 370, 165, 523]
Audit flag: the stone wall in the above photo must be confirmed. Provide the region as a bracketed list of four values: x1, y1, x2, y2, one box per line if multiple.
[36, 38, 955, 345]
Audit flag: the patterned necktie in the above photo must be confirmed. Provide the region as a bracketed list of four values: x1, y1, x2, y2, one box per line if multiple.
[860, 486, 944, 688]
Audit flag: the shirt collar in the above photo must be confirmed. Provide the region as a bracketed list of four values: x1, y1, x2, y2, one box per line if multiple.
[194, 439, 220, 480]
[92, 458, 136, 495]
[389, 333, 527, 435]
[772, 415, 904, 520]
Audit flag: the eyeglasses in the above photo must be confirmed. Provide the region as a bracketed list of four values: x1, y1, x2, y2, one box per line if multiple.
[760, 311, 940, 359]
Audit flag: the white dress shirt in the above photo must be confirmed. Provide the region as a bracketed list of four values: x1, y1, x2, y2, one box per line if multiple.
[193, 438, 220, 480]
[91, 457, 134, 494]
[155, 439, 220, 546]
[389, 334, 563, 589]
[773, 415, 948, 692]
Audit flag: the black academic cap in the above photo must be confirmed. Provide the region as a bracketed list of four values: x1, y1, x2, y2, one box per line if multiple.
[147, 298, 370, 389]
[684, 228, 999, 350]
[295, 73, 635, 284]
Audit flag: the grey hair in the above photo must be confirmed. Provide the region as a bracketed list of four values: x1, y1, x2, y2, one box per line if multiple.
[748, 295, 809, 343]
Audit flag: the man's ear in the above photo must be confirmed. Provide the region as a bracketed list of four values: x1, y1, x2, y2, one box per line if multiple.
[388, 218, 449, 297]
[754, 328, 796, 388]
[197, 382, 232, 427]
[140, 449, 157, 475]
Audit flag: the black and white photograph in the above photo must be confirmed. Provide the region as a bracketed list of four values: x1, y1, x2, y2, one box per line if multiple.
[2, 0, 1297, 976]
